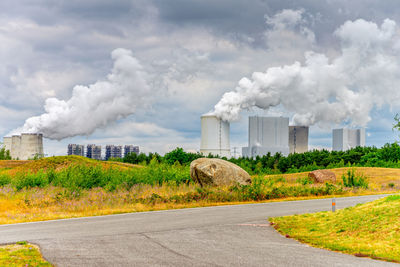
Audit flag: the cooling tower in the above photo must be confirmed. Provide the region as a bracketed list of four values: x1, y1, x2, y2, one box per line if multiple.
[242, 116, 289, 158]
[11, 135, 21, 159]
[289, 126, 309, 154]
[19, 133, 44, 160]
[332, 128, 365, 151]
[3, 137, 12, 153]
[200, 114, 231, 158]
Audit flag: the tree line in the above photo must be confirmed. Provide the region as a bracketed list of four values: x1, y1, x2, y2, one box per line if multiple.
[112, 143, 400, 175]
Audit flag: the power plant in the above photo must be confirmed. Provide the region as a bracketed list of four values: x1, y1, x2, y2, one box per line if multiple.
[332, 128, 365, 151]
[242, 116, 290, 157]
[3, 133, 44, 160]
[289, 126, 309, 154]
[200, 114, 231, 158]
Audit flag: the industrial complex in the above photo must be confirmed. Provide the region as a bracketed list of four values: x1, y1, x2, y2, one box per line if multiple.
[1, 115, 366, 160]
[3, 133, 44, 160]
[200, 114, 365, 158]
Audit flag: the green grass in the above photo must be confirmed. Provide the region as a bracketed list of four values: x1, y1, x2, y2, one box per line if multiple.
[270, 195, 400, 262]
[0, 242, 52, 266]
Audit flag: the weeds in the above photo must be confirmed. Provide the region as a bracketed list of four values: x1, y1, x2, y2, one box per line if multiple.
[341, 169, 368, 189]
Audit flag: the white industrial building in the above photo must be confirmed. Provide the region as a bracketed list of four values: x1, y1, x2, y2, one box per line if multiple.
[242, 116, 290, 158]
[289, 126, 309, 154]
[332, 128, 365, 151]
[200, 114, 231, 158]
[3, 133, 44, 160]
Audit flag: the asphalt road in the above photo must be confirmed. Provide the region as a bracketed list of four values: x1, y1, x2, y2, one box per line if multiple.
[1, 194, 398, 266]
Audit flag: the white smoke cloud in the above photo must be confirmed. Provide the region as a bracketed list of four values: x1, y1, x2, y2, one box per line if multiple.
[11, 48, 153, 140]
[213, 18, 400, 127]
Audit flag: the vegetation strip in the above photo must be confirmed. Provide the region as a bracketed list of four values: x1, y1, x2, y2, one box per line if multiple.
[0, 152, 399, 224]
[269, 195, 400, 263]
[0, 241, 52, 266]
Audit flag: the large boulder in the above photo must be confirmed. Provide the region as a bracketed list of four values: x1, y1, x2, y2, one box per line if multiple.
[308, 169, 336, 183]
[190, 158, 251, 187]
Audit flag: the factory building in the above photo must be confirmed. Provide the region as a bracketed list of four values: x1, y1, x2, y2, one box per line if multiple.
[3, 137, 11, 153]
[200, 114, 231, 158]
[86, 144, 102, 160]
[242, 116, 290, 158]
[332, 128, 365, 151]
[289, 126, 309, 154]
[105, 145, 122, 160]
[3, 133, 43, 160]
[124, 145, 139, 157]
[68, 144, 85, 156]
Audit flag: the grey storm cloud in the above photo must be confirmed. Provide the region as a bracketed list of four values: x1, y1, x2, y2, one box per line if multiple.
[2, 0, 400, 153]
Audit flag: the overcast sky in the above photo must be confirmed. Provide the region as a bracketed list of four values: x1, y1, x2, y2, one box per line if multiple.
[1, 0, 400, 156]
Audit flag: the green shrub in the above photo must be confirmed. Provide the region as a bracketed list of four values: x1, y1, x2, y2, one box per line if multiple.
[0, 174, 11, 186]
[341, 169, 368, 189]
[13, 170, 49, 190]
[296, 177, 314, 185]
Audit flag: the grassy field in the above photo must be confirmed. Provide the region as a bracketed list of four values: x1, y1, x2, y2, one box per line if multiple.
[0, 156, 399, 225]
[0, 241, 52, 266]
[270, 195, 400, 262]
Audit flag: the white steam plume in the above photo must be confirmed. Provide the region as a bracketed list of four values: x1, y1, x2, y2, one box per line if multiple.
[213, 18, 400, 126]
[11, 48, 152, 140]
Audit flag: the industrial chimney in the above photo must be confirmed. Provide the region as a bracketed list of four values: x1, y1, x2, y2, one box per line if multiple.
[200, 114, 231, 158]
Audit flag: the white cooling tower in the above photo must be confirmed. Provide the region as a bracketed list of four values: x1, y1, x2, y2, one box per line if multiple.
[3, 137, 12, 153]
[200, 114, 231, 158]
[11, 135, 21, 159]
[19, 133, 44, 160]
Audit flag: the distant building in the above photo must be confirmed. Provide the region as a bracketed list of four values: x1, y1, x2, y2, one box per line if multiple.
[68, 144, 85, 156]
[332, 128, 365, 151]
[124, 145, 139, 157]
[242, 116, 289, 158]
[105, 145, 122, 160]
[289, 126, 309, 154]
[86, 144, 102, 160]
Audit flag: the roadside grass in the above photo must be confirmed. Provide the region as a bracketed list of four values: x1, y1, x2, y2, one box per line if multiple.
[269, 195, 400, 263]
[0, 241, 52, 266]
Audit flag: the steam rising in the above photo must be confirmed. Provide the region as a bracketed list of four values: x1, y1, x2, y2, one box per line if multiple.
[13, 48, 152, 140]
[213, 18, 400, 126]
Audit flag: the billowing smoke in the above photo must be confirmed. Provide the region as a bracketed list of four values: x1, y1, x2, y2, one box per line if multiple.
[213, 18, 400, 126]
[12, 48, 152, 140]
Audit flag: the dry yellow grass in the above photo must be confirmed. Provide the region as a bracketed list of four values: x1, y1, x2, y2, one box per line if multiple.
[266, 167, 400, 189]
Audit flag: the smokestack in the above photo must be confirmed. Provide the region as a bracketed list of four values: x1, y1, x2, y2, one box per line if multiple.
[200, 114, 231, 158]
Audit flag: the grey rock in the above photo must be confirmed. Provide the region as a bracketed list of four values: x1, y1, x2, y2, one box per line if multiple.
[190, 158, 251, 187]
